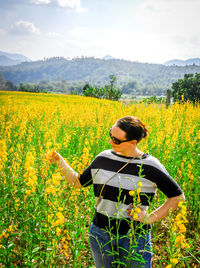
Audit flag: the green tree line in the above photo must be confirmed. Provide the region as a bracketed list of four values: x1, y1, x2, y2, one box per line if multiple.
[0, 72, 122, 100]
[172, 73, 200, 103]
[1, 57, 200, 96]
[1, 70, 199, 103]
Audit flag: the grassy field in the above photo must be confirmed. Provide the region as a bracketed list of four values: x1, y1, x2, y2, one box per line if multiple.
[0, 91, 199, 267]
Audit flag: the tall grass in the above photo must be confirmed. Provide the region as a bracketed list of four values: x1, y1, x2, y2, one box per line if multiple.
[0, 91, 199, 267]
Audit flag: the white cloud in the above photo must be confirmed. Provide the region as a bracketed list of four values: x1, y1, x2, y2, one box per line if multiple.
[69, 26, 88, 36]
[57, 0, 76, 8]
[0, 28, 5, 35]
[137, 0, 200, 58]
[57, 0, 87, 11]
[30, 0, 87, 12]
[47, 31, 60, 36]
[31, 0, 51, 4]
[140, 0, 200, 34]
[11, 20, 40, 35]
[53, 38, 100, 59]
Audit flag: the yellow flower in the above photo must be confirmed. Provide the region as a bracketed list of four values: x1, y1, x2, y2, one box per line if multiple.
[178, 201, 183, 207]
[170, 258, 179, 264]
[56, 227, 61, 236]
[138, 181, 143, 187]
[136, 188, 141, 194]
[56, 212, 65, 224]
[3, 232, 9, 238]
[136, 188, 141, 202]
[172, 226, 177, 232]
[129, 210, 133, 216]
[183, 242, 190, 249]
[52, 172, 61, 186]
[7, 225, 15, 233]
[135, 207, 141, 214]
[64, 252, 69, 258]
[61, 237, 66, 243]
[2, 231, 6, 237]
[179, 223, 186, 233]
[45, 141, 52, 149]
[133, 213, 138, 220]
[25, 189, 32, 196]
[46, 185, 57, 196]
[129, 190, 135, 196]
[63, 243, 69, 250]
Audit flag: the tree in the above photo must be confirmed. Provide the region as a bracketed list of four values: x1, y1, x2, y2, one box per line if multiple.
[109, 74, 116, 91]
[18, 82, 47, 93]
[105, 75, 122, 100]
[82, 75, 122, 101]
[82, 83, 91, 93]
[121, 80, 138, 94]
[171, 73, 200, 103]
[0, 72, 6, 90]
[5, 81, 17, 91]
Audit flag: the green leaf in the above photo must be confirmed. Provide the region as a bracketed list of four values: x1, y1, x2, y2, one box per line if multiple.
[32, 247, 40, 253]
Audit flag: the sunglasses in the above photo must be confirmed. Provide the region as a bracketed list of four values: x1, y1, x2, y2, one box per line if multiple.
[109, 129, 131, 145]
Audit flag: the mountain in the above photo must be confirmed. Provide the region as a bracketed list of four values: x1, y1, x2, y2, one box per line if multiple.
[0, 55, 23, 66]
[0, 51, 31, 66]
[164, 58, 200, 66]
[103, 55, 115, 60]
[1, 56, 200, 96]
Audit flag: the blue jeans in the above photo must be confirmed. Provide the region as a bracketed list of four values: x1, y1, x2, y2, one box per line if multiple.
[89, 223, 152, 268]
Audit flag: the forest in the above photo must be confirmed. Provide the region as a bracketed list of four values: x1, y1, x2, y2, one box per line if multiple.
[1, 57, 200, 96]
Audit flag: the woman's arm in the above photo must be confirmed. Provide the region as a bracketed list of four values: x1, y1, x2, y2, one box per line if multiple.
[49, 151, 82, 188]
[134, 194, 185, 224]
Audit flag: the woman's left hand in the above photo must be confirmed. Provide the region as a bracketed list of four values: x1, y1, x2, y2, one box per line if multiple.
[127, 205, 152, 224]
[136, 210, 150, 224]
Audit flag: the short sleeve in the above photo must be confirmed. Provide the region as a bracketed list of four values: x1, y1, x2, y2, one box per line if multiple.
[79, 164, 93, 187]
[143, 163, 183, 198]
[155, 172, 183, 198]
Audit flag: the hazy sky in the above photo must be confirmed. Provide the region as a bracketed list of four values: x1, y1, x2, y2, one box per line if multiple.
[0, 0, 199, 63]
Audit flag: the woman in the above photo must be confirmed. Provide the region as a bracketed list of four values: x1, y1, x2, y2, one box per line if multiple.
[49, 116, 185, 268]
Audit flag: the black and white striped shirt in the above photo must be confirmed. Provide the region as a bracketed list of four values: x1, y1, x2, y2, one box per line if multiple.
[79, 149, 183, 234]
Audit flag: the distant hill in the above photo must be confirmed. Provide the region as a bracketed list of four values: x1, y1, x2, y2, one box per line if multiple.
[103, 55, 115, 60]
[0, 56, 21, 66]
[1, 56, 200, 96]
[164, 58, 200, 66]
[0, 51, 31, 66]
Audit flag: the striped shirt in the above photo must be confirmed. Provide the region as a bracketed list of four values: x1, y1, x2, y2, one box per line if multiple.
[79, 149, 183, 235]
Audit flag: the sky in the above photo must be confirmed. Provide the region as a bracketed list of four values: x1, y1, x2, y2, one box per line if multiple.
[0, 0, 200, 64]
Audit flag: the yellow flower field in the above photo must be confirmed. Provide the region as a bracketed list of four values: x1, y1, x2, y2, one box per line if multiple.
[0, 91, 199, 267]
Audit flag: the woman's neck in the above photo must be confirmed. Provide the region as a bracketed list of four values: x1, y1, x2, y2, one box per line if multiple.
[115, 147, 144, 158]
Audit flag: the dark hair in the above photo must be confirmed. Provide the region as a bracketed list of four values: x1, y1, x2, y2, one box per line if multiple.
[116, 116, 148, 142]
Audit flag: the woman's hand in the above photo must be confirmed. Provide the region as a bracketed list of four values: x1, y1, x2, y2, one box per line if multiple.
[127, 205, 152, 224]
[135, 209, 150, 224]
[128, 194, 185, 224]
[44, 150, 81, 188]
[46, 150, 62, 165]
